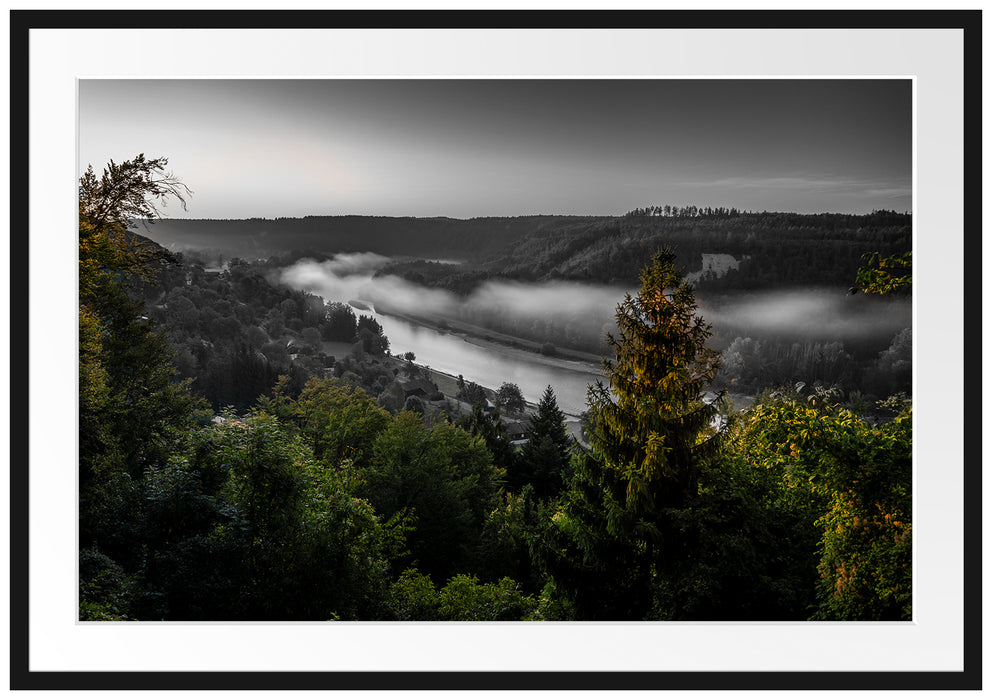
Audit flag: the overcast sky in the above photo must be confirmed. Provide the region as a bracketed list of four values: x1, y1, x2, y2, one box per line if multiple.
[78, 79, 911, 219]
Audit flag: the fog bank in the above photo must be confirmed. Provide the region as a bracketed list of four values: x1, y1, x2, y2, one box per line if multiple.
[280, 254, 912, 358]
[700, 289, 911, 347]
[280, 255, 629, 348]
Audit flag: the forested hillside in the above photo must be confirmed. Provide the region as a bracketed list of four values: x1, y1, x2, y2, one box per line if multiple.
[144, 214, 611, 264]
[377, 209, 911, 292]
[138, 254, 392, 411]
[80, 156, 912, 622]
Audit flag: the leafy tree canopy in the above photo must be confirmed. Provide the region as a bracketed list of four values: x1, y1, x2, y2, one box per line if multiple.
[495, 382, 526, 413]
[850, 251, 912, 295]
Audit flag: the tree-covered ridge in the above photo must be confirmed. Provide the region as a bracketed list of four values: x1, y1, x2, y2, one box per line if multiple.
[144, 214, 612, 264]
[143, 209, 910, 293]
[79, 156, 911, 621]
[366, 209, 911, 293]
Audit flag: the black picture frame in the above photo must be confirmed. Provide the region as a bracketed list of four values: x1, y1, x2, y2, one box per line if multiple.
[9, 8, 982, 692]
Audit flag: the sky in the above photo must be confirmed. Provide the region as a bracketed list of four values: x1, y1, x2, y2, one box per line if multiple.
[78, 79, 912, 219]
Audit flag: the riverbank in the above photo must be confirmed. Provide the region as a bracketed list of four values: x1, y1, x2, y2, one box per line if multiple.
[421, 364, 589, 446]
[371, 303, 606, 372]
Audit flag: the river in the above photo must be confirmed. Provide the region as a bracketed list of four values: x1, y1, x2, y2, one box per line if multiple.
[357, 305, 605, 417]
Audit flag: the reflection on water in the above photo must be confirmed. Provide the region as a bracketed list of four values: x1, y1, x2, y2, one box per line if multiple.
[363, 306, 604, 417]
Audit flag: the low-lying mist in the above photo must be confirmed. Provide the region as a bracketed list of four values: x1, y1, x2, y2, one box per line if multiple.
[699, 289, 912, 354]
[700, 289, 912, 397]
[280, 254, 629, 353]
[280, 253, 912, 364]
[280, 252, 461, 317]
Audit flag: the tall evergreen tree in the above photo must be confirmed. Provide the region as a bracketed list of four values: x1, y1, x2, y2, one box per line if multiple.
[588, 247, 722, 509]
[537, 249, 723, 619]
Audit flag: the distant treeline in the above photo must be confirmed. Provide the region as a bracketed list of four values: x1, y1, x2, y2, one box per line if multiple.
[625, 204, 750, 218]
[623, 205, 909, 225]
[143, 214, 612, 265]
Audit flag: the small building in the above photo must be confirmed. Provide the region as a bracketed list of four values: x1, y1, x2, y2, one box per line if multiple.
[398, 377, 436, 400]
[504, 419, 533, 444]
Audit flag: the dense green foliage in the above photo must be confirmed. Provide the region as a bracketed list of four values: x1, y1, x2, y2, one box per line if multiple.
[79, 157, 911, 621]
[528, 253, 911, 620]
[387, 569, 538, 621]
[138, 411, 398, 620]
[79, 156, 211, 586]
[727, 388, 912, 619]
[850, 251, 913, 296]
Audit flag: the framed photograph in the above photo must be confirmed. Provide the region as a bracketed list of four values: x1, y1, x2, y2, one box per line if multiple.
[9, 8, 981, 692]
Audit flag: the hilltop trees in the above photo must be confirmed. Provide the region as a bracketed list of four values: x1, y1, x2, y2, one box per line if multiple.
[78, 154, 191, 308]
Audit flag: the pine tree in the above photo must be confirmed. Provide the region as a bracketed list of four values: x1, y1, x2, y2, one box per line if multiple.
[537, 249, 723, 619]
[587, 248, 722, 511]
[515, 385, 572, 498]
[530, 386, 569, 452]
